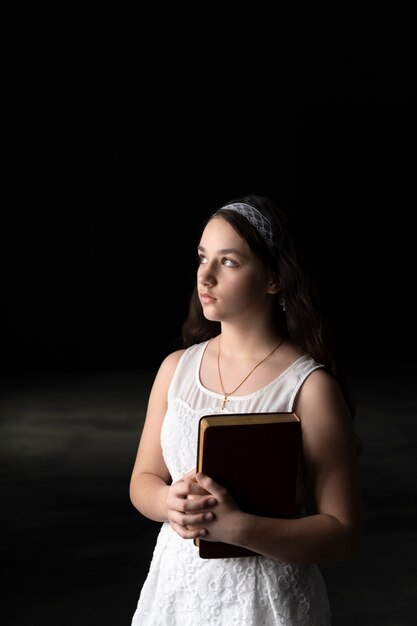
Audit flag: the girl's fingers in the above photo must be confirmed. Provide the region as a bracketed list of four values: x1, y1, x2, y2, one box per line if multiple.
[195, 472, 227, 499]
[171, 523, 207, 540]
[184, 495, 217, 512]
[173, 476, 211, 498]
[169, 507, 214, 534]
[182, 468, 197, 480]
[169, 517, 208, 539]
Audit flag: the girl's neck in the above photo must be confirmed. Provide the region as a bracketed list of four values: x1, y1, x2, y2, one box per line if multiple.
[216, 328, 284, 360]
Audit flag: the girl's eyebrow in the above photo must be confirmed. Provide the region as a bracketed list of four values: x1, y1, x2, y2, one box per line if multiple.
[197, 244, 245, 256]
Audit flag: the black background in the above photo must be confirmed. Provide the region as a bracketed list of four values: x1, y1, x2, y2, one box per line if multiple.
[2, 40, 417, 626]
[3, 102, 415, 374]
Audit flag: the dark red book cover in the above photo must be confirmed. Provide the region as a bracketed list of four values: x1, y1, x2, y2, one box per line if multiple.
[194, 412, 301, 558]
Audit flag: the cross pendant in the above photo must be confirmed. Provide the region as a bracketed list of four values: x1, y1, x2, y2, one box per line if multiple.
[221, 393, 228, 410]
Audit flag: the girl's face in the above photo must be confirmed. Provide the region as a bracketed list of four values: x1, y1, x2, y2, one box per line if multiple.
[197, 217, 277, 323]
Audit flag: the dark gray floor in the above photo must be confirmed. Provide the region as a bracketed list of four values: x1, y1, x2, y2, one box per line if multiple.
[1, 361, 416, 625]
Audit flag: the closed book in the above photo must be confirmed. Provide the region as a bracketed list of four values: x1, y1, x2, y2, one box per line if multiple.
[194, 411, 301, 558]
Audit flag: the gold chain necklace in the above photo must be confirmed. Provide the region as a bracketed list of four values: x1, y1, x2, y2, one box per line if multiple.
[217, 337, 285, 410]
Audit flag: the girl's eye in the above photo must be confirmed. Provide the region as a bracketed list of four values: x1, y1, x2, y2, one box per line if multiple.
[197, 254, 238, 267]
[222, 257, 238, 267]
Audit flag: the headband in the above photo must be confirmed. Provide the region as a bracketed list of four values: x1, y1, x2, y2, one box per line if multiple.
[218, 202, 277, 254]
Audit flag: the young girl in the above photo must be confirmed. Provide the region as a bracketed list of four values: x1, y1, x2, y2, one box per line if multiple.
[129, 194, 362, 625]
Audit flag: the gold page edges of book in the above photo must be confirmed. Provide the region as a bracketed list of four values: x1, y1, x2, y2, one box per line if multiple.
[194, 411, 301, 559]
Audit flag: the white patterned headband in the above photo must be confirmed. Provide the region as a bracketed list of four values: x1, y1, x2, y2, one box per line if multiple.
[218, 202, 277, 254]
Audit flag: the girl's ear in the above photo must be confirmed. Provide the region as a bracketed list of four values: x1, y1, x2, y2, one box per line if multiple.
[266, 274, 281, 295]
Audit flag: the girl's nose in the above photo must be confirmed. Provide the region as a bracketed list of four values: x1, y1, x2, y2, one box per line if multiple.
[198, 264, 216, 287]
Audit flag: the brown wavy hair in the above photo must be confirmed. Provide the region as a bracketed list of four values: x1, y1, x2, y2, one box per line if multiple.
[181, 194, 355, 417]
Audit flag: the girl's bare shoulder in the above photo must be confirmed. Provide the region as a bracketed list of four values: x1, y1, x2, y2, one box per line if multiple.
[155, 348, 187, 383]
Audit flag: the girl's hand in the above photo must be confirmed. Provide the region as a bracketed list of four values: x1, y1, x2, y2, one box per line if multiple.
[166, 469, 217, 539]
[194, 473, 242, 544]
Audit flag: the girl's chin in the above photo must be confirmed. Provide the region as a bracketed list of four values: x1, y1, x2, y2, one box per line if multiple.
[202, 312, 221, 323]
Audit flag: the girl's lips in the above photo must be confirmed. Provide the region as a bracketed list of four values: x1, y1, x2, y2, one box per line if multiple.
[200, 293, 216, 303]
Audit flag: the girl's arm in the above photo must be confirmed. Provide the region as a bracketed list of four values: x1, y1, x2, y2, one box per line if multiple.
[195, 368, 363, 564]
[129, 350, 216, 538]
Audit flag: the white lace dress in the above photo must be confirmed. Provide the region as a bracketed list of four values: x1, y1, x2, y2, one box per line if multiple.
[131, 341, 331, 625]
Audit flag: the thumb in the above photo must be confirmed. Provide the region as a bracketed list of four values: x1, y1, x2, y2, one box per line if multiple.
[195, 472, 226, 499]
[182, 468, 197, 481]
